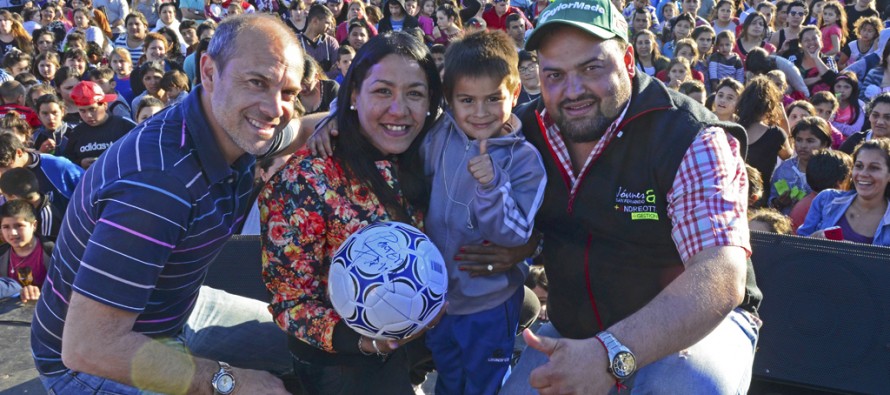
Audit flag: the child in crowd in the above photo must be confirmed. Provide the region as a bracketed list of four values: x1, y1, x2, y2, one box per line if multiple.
[786, 100, 816, 129]
[789, 148, 853, 229]
[32, 94, 70, 154]
[516, 50, 541, 107]
[749, 208, 794, 234]
[430, 43, 446, 69]
[766, 69, 795, 107]
[160, 69, 190, 106]
[0, 167, 63, 241]
[333, 45, 355, 85]
[134, 96, 164, 123]
[769, 116, 832, 214]
[711, 0, 738, 35]
[708, 30, 745, 90]
[818, 0, 846, 57]
[633, 29, 669, 77]
[839, 16, 881, 68]
[809, 91, 847, 148]
[0, 111, 33, 144]
[667, 57, 692, 89]
[831, 71, 866, 138]
[0, 199, 53, 302]
[33, 52, 59, 86]
[655, 1, 677, 42]
[62, 48, 89, 78]
[423, 31, 546, 395]
[663, 12, 695, 58]
[623, 0, 658, 26]
[86, 67, 132, 120]
[671, 38, 706, 82]
[692, 25, 715, 72]
[679, 80, 707, 103]
[710, 77, 743, 122]
[110, 48, 134, 105]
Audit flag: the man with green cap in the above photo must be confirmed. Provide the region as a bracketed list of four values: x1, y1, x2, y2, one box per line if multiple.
[502, 0, 763, 393]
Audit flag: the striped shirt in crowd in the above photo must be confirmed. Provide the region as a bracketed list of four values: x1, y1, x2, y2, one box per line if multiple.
[31, 86, 257, 376]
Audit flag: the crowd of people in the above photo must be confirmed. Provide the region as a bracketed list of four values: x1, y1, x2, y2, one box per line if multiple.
[0, 0, 882, 391]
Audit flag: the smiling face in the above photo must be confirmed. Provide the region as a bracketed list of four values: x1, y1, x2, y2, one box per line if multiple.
[868, 102, 890, 138]
[1, 216, 35, 250]
[351, 54, 430, 155]
[450, 75, 518, 141]
[673, 20, 692, 40]
[538, 26, 634, 143]
[852, 148, 890, 200]
[145, 39, 167, 62]
[800, 29, 822, 53]
[201, 27, 303, 161]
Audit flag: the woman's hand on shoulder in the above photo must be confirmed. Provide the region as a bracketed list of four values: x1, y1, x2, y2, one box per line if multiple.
[307, 118, 340, 158]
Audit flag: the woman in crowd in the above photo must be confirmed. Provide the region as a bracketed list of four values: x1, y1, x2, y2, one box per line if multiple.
[798, 138, 890, 245]
[298, 55, 339, 115]
[841, 93, 890, 153]
[433, 4, 462, 46]
[789, 25, 838, 94]
[771, 0, 806, 54]
[633, 29, 669, 77]
[0, 10, 34, 60]
[259, 31, 443, 394]
[738, 76, 794, 204]
[336, 1, 378, 43]
[32, 28, 58, 56]
[709, 77, 742, 122]
[734, 11, 776, 62]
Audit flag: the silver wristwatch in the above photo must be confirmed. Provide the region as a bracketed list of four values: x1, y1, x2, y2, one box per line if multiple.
[595, 331, 637, 381]
[211, 361, 236, 395]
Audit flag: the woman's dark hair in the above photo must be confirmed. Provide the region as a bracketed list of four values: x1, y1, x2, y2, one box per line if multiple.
[745, 47, 773, 75]
[436, 4, 462, 29]
[739, 11, 767, 41]
[52, 65, 79, 88]
[737, 75, 783, 127]
[670, 12, 696, 41]
[853, 138, 890, 198]
[334, 31, 441, 220]
[632, 29, 661, 65]
[833, 71, 862, 125]
[791, 115, 832, 147]
[0, 132, 25, 167]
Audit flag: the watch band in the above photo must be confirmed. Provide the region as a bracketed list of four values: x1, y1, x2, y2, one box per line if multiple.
[595, 331, 637, 381]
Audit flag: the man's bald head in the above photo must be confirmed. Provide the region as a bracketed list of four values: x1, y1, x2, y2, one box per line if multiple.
[207, 14, 302, 74]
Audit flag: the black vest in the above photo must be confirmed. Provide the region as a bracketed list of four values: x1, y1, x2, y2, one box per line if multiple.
[517, 73, 761, 340]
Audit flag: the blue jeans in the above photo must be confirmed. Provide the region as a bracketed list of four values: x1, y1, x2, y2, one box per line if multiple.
[39, 286, 291, 394]
[501, 308, 760, 395]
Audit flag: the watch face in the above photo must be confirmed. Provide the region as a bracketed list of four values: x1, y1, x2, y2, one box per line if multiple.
[613, 351, 636, 378]
[217, 373, 235, 393]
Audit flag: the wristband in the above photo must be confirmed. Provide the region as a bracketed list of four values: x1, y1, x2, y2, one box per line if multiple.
[358, 337, 374, 356]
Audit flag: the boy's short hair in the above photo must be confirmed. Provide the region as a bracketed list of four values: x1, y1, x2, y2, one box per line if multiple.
[430, 43, 447, 55]
[86, 67, 115, 82]
[160, 69, 190, 91]
[34, 93, 64, 113]
[806, 149, 853, 192]
[197, 20, 218, 39]
[135, 96, 165, 117]
[0, 198, 36, 223]
[86, 42, 103, 60]
[0, 167, 40, 200]
[678, 80, 705, 95]
[748, 208, 793, 235]
[505, 12, 523, 26]
[308, 4, 334, 24]
[442, 30, 520, 102]
[338, 44, 355, 60]
[810, 91, 838, 111]
[745, 47, 772, 75]
[524, 265, 548, 291]
[180, 19, 198, 33]
[0, 80, 25, 102]
[518, 50, 537, 65]
[14, 73, 37, 88]
[139, 61, 165, 76]
[65, 31, 86, 47]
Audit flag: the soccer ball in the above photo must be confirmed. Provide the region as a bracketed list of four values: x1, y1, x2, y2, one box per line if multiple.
[328, 221, 448, 340]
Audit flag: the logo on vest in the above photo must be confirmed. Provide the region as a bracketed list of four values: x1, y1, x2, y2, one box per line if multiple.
[614, 187, 659, 220]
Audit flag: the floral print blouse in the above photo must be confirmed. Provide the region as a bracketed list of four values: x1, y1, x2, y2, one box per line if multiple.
[259, 149, 423, 352]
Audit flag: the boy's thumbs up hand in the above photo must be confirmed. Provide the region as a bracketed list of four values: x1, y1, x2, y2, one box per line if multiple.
[468, 139, 494, 185]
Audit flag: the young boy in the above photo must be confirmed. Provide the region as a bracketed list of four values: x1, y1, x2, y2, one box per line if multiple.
[430, 43, 446, 69]
[0, 199, 54, 302]
[333, 45, 355, 85]
[422, 30, 547, 395]
[0, 167, 63, 242]
[159, 69, 190, 105]
[516, 50, 540, 107]
[809, 91, 846, 148]
[86, 67, 133, 120]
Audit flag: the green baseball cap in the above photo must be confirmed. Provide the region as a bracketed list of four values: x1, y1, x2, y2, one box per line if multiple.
[525, 0, 628, 51]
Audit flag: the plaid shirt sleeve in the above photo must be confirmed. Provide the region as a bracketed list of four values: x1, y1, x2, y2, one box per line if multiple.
[667, 126, 751, 264]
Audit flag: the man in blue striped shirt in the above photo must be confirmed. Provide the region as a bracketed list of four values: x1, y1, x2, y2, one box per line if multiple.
[32, 14, 303, 395]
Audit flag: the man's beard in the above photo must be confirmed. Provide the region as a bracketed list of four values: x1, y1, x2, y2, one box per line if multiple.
[554, 83, 631, 143]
